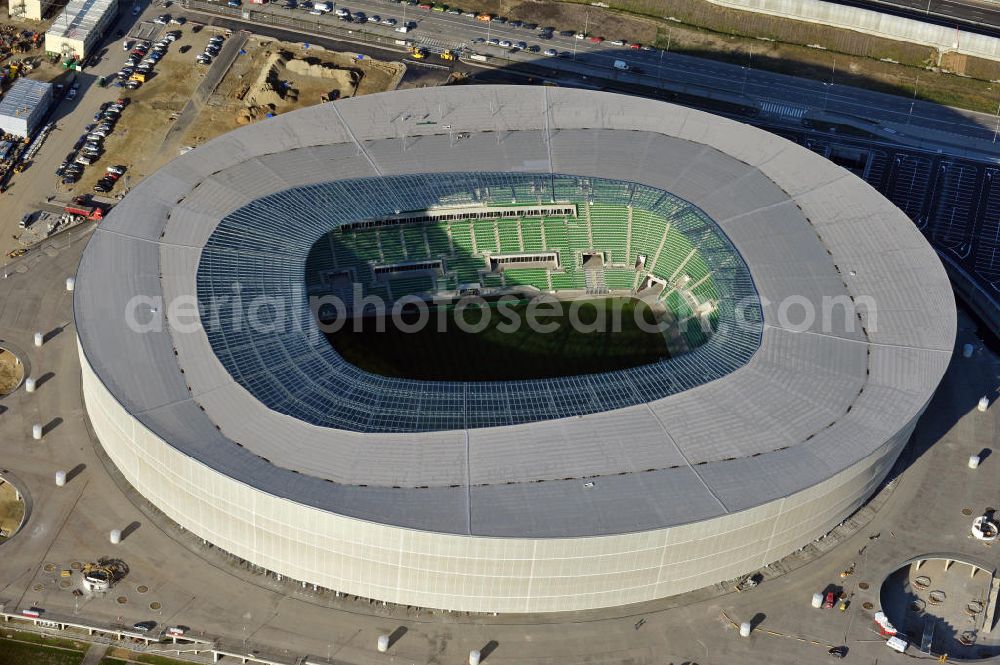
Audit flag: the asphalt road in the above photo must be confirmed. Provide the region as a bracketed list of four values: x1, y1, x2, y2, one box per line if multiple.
[183, 0, 1000, 150]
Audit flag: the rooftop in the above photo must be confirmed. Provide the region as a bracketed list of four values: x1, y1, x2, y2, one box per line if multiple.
[0, 78, 51, 119]
[46, 0, 115, 44]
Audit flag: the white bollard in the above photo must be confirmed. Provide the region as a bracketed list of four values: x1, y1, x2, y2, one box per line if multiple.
[24, 376, 35, 393]
[811, 592, 823, 608]
[109, 529, 122, 545]
[469, 650, 481, 665]
[55, 471, 66, 486]
[979, 397, 990, 412]
[32, 423, 42, 440]
[376, 634, 389, 653]
[65, 277, 75, 292]
[33, 332, 43, 347]
[969, 455, 981, 469]
[962, 343, 974, 358]
[739, 621, 752, 637]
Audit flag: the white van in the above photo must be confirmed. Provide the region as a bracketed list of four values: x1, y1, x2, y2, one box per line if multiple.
[394, 24, 411, 32]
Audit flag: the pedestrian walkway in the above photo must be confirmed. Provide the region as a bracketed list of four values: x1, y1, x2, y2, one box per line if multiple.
[81, 644, 108, 665]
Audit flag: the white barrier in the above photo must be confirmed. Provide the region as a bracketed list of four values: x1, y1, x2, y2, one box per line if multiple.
[706, 0, 1000, 63]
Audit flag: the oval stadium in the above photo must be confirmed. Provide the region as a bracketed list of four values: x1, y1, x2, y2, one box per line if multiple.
[73, 85, 956, 614]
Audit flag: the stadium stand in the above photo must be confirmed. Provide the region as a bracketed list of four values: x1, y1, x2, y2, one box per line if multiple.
[302, 175, 747, 355]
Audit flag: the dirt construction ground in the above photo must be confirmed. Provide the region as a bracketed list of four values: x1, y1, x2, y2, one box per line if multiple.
[0, 348, 24, 396]
[186, 38, 404, 146]
[0, 478, 25, 541]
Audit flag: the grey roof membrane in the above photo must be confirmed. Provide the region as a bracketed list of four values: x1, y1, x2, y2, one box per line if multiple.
[73, 86, 956, 537]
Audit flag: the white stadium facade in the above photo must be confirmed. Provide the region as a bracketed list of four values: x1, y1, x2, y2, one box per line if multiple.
[74, 86, 955, 614]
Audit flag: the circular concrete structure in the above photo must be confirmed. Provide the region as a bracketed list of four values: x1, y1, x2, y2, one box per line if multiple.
[74, 86, 955, 613]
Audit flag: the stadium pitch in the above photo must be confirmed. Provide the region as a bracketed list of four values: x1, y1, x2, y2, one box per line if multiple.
[326, 297, 670, 381]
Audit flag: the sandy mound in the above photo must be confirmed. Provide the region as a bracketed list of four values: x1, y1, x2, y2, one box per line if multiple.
[245, 52, 359, 112]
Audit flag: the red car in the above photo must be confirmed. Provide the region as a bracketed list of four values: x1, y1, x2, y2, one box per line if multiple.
[823, 592, 836, 609]
[629, 42, 642, 49]
[588, 35, 603, 43]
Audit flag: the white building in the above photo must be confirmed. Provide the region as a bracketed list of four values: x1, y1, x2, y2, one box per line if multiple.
[44, 0, 119, 62]
[0, 78, 53, 138]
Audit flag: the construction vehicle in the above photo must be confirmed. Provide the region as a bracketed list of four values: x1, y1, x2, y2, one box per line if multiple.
[408, 46, 427, 59]
[439, 49, 456, 61]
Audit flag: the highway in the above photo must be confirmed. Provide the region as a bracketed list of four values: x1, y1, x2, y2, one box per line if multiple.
[183, 0, 1000, 151]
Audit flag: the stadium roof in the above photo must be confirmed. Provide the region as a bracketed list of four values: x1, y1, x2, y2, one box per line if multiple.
[74, 86, 955, 538]
[198, 172, 762, 433]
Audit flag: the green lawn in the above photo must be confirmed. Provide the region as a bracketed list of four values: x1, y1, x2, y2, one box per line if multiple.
[0, 637, 86, 665]
[327, 297, 668, 381]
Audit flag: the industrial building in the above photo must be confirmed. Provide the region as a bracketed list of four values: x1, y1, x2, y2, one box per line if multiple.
[7, 0, 56, 21]
[44, 0, 119, 62]
[74, 86, 955, 614]
[0, 78, 52, 138]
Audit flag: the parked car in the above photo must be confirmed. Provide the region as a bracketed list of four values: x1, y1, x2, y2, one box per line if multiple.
[107, 165, 127, 175]
[132, 621, 157, 633]
[381, 17, 396, 25]
[153, 14, 170, 24]
[542, 48, 557, 56]
[66, 88, 77, 100]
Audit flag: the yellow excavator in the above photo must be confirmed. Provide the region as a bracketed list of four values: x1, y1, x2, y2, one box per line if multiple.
[439, 49, 456, 61]
[408, 46, 427, 59]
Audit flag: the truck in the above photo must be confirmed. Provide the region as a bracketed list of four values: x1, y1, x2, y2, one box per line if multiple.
[64, 204, 106, 221]
[613, 59, 630, 71]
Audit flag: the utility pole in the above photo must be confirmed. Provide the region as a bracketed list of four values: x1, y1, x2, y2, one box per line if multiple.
[907, 74, 919, 124]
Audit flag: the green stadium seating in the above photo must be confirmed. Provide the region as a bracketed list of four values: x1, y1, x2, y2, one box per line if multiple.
[379, 228, 406, 264]
[520, 219, 545, 252]
[472, 221, 498, 253]
[590, 204, 629, 263]
[503, 268, 549, 290]
[309, 201, 722, 349]
[604, 269, 636, 290]
[497, 219, 521, 253]
[401, 226, 428, 260]
[388, 275, 435, 298]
